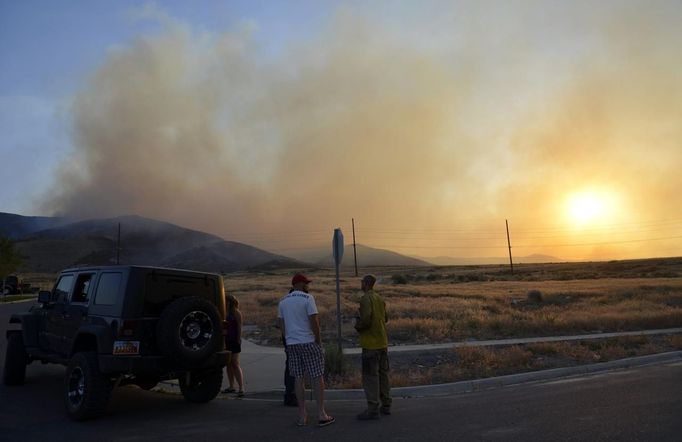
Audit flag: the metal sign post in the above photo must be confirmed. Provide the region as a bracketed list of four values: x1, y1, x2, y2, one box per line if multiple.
[332, 228, 344, 353]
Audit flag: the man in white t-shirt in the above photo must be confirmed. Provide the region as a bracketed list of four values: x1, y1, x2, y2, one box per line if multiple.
[278, 273, 334, 427]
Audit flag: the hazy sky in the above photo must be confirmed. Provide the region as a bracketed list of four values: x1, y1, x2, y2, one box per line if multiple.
[2, 0, 682, 261]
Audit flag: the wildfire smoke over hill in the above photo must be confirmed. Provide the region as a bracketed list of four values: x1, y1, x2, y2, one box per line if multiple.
[40, 2, 682, 261]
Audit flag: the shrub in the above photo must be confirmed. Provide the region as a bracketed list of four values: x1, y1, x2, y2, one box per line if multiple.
[527, 290, 543, 303]
[391, 274, 408, 284]
[324, 343, 348, 377]
[457, 273, 486, 282]
[495, 346, 533, 369]
[665, 335, 682, 348]
[527, 342, 560, 356]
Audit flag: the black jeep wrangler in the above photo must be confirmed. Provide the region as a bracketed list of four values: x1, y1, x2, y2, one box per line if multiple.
[3, 266, 228, 420]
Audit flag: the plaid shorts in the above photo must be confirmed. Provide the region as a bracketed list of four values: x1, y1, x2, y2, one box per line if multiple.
[286, 342, 325, 379]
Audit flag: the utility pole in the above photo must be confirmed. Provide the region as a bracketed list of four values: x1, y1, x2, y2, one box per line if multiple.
[332, 228, 344, 354]
[352, 218, 358, 277]
[505, 219, 514, 275]
[116, 222, 121, 265]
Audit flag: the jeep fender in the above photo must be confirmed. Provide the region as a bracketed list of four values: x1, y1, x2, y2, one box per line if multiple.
[69, 326, 112, 356]
[7, 314, 40, 348]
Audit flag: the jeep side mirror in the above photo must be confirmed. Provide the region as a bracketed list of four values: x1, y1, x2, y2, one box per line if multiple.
[38, 291, 52, 304]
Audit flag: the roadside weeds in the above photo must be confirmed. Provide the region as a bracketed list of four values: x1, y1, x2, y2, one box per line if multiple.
[325, 334, 682, 389]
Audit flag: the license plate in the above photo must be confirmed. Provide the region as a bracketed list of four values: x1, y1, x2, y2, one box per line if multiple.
[113, 340, 140, 355]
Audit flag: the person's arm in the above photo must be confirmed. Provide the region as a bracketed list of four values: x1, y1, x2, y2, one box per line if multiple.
[355, 296, 372, 331]
[235, 310, 243, 341]
[309, 314, 321, 345]
[278, 317, 286, 345]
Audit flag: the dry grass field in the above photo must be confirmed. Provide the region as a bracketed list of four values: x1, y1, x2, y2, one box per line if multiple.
[229, 258, 682, 347]
[226, 257, 682, 387]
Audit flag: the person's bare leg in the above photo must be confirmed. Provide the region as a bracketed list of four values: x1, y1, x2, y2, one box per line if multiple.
[231, 353, 244, 392]
[312, 376, 329, 420]
[226, 353, 235, 390]
[295, 377, 306, 423]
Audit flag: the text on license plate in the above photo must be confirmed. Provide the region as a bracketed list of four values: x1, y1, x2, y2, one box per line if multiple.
[113, 340, 140, 355]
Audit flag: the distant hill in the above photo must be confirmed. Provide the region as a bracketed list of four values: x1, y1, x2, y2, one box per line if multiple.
[2, 212, 561, 272]
[415, 253, 561, 266]
[0, 212, 68, 239]
[288, 244, 432, 267]
[4, 213, 303, 273]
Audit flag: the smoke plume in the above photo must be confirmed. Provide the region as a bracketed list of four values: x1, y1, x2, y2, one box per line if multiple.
[40, 2, 682, 260]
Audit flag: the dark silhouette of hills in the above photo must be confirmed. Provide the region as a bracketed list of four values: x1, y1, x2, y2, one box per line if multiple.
[3, 214, 302, 273]
[4, 213, 499, 271]
[0, 212, 67, 238]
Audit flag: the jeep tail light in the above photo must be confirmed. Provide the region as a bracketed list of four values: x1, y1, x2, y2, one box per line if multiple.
[119, 320, 137, 337]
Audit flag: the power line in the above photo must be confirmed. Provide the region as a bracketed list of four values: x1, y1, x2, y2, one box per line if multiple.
[512, 235, 682, 248]
[360, 234, 682, 250]
[359, 219, 682, 235]
[352, 225, 682, 241]
[217, 217, 682, 239]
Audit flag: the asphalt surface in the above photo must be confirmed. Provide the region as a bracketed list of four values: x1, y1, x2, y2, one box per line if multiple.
[2, 300, 681, 441]
[1, 359, 681, 441]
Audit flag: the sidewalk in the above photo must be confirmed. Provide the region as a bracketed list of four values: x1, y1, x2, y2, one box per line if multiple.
[157, 327, 682, 399]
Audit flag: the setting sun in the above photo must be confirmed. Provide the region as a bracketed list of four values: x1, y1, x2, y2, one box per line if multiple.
[566, 190, 613, 225]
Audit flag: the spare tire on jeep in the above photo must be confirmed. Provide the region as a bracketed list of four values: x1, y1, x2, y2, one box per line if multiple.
[156, 296, 223, 365]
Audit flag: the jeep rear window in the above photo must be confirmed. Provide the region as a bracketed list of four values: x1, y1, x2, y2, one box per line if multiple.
[144, 274, 217, 315]
[95, 272, 122, 306]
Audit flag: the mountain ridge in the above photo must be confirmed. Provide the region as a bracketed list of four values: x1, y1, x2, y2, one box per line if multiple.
[2, 213, 440, 272]
[3, 213, 301, 273]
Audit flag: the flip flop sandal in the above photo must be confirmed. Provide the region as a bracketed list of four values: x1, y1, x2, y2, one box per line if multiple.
[296, 417, 307, 427]
[318, 416, 336, 427]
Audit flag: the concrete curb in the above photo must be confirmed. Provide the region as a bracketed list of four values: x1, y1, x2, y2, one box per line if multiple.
[159, 350, 682, 401]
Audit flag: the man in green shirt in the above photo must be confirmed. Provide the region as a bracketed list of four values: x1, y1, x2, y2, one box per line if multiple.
[354, 274, 392, 420]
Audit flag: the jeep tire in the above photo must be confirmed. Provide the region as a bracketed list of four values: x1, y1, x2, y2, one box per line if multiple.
[64, 352, 112, 421]
[156, 296, 223, 365]
[178, 368, 223, 403]
[3, 332, 27, 385]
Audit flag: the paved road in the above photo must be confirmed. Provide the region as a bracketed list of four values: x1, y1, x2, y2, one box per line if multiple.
[2, 301, 681, 441]
[1, 358, 681, 441]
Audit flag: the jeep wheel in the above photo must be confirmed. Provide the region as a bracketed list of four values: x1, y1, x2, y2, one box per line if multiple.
[3, 332, 27, 385]
[157, 296, 223, 365]
[64, 352, 112, 421]
[178, 368, 223, 403]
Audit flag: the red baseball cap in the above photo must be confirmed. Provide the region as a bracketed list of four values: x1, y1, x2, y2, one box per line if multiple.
[292, 273, 312, 285]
